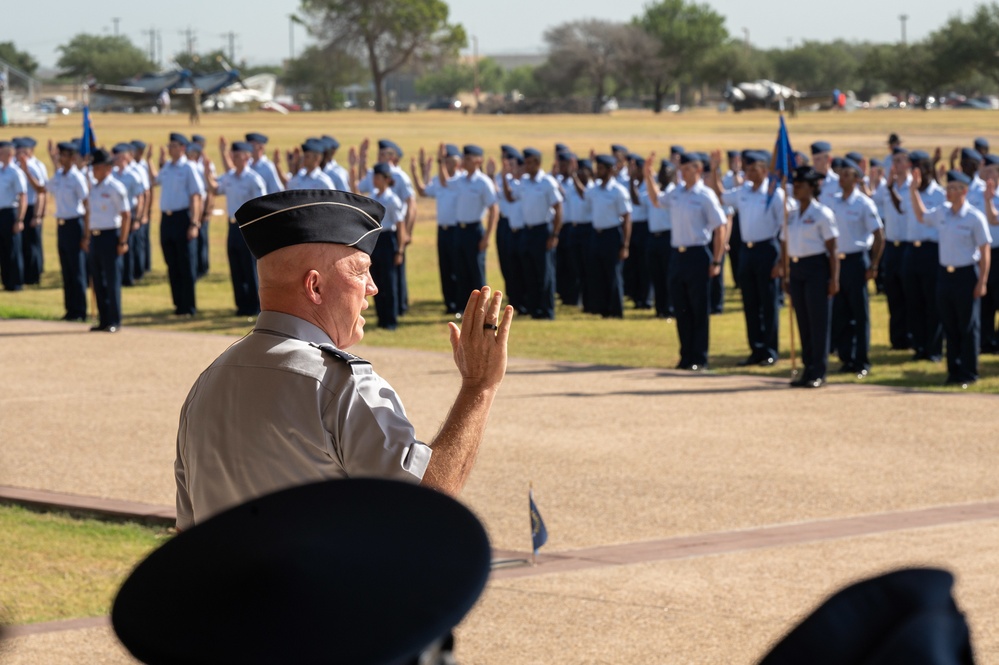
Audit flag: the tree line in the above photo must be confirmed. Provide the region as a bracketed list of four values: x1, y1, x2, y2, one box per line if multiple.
[6, 0, 999, 112]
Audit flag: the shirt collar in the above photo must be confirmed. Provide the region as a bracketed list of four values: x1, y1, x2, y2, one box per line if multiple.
[254, 311, 334, 346]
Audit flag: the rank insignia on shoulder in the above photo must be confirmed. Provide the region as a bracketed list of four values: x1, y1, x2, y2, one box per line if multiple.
[312, 343, 371, 367]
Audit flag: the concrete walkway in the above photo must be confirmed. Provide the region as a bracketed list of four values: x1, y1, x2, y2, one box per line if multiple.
[1, 319, 997, 663]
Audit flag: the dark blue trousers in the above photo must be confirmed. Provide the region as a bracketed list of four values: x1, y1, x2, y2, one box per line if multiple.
[160, 209, 197, 315]
[517, 224, 555, 319]
[937, 265, 980, 383]
[903, 242, 943, 358]
[21, 204, 43, 284]
[624, 221, 652, 308]
[454, 222, 486, 308]
[572, 223, 594, 313]
[882, 242, 910, 349]
[88, 230, 123, 328]
[980, 247, 999, 352]
[0, 208, 23, 291]
[437, 225, 458, 313]
[646, 231, 673, 318]
[371, 231, 400, 329]
[668, 245, 712, 367]
[585, 225, 624, 318]
[227, 220, 259, 316]
[831, 252, 872, 370]
[142, 222, 152, 272]
[57, 217, 88, 319]
[196, 220, 209, 278]
[739, 240, 780, 361]
[789, 254, 832, 381]
[131, 222, 147, 281]
[496, 216, 524, 313]
[728, 212, 743, 289]
[398, 255, 408, 315]
[710, 254, 726, 314]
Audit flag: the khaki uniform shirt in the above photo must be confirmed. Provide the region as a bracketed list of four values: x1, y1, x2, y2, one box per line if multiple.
[175, 311, 431, 529]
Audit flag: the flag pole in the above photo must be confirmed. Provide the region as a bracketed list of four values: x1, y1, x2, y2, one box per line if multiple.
[530, 481, 536, 567]
[783, 173, 797, 376]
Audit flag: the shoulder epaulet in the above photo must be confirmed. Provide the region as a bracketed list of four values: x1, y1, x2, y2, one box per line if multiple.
[312, 343, 371, 368]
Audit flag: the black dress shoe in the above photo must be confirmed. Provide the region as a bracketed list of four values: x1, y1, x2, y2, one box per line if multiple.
[688, 364, 708, 372]
[757, 356, 776, 366]
[89, 324, 107, 332]
[737, 355, 758, 367]
[675, 361, 692, 370]
[803, 377, 826, 388]
[837, 363, 856, 374]
[105, 325, 119, 333]
[789, 376, 807, 388]
[855, 368, 869, 379]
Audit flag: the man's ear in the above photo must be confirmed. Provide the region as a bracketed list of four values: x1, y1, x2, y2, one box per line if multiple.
[304, 270, 322, 305]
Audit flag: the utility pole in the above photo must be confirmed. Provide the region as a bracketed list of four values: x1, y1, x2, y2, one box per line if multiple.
[742, 27, 750, 48]
[179, 27, 197, 55]
[143, 27, 157, 64]
[472, 35, 479, 105]
[899, 14, 909, 45]
[220, 31, 237, 62]
[112, 18, 120, 37]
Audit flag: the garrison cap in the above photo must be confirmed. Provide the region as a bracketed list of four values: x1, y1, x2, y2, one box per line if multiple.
[961, 147, 983, 163]
[670, 144, 685, 155]
[168, 132, 189, 145]
[444, 143, 460, 158]
[743, 151, 769, 166]
[13, 137, 36, 148]
[112, 479, 491, 665]
[130, 139, 147, 152]
[678, 152, 697, 165]
[974, 137, 989, 151]
[558, 150, 574, 162]
[595, 154, 616, 167]
[660, 158, 673, 170]
[845, 151, 864, 163]
[841, 158, 863, 176]
[522, 147, 541, 159]
[245, 132, 268, 144]
[57, 141, 78, 153]
[810, 141, 832, 155]
[909, 149, 930, 162]
[378, 139, 403, 157]
[372, 162, 392, 176]
[463, 144, 483, 156]
[301, 138, 325, 153]
[831, 157, 847, 170]
[726, 149, 739, 159]
[870, 158, 883, 168]
[892, 146, 909, 155]
[500, 144, 517, 158]
[554, 142, 570, 153]
[947, 170, 972, 186]
[793, 165, 825, 184]
[506, 148, 524, 162]
[191, 134, 206, 144]
[90, 148, 112, 166]
[794, 150, 810, 166]
[321, 134, 340, 150]
[577, 158, 593, 171]
[112, 142, 135, 154]
[984, 154, 999, 167]
[632, 155, 646, 168]
[0, 140, 14, 149]
[185, 142, 203, 154]
[611, 143, 628, 154]
[230, 141, 253, 153]
[236, 189, 385, 259]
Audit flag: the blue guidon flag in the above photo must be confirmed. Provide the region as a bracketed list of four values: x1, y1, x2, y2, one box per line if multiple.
[767, 114, 795, 210]
[81, 106, 97, 157]
[530, 488, 548, 554]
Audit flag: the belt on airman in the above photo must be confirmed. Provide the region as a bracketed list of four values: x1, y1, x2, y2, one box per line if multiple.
[457, 221, 482, 229]
[743, 239, 775, 248]
[789, 253, 826, 263]
[837, 251, 865, 260]
[674, 244, 707, 253]
[90, 227, 119, 236]
[911, 240, 937, 248]
[162, 208, 190, 216]
[940, 264, 974, 274]
[57, 217, 82, 226]
[593, 224, 622, 234]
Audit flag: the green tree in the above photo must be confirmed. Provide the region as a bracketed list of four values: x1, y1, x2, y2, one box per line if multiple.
[174, 50, 230, 75]
[636, 0, 728, 112]
[415, 57, 504, 98]
[0, 42, 38, 77]
[283, 44, 368, 111]
[503, 65, 545, 98]
[929, 3, 999, 87]
[56, 34, 156, 83]
[299, 0, 466, 112]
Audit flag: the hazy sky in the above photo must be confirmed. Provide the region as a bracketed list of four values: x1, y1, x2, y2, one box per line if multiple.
[9, 0, 987, 70]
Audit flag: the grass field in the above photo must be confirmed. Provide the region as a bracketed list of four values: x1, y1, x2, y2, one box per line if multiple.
[0, 505, 170, 626]
[2, 108, 998, 391]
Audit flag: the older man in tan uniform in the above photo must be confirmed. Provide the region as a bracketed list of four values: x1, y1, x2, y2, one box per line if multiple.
[175, 189, 513, 529]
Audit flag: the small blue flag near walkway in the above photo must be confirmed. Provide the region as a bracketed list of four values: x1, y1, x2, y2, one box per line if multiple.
[766, 113, 795, 210]
[530, 488, 548, 556]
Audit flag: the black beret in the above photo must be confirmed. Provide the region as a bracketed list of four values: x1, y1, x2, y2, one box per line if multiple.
[793, 165, 825, 184]
[112, 479, 492, 665]
[90, 148, 112, 166]
[947, 170, 972, 186]
[168, 132, 188, 145]
[961, 147, 983, 163]
[595, 154, 616, 167]
[246, 132, 268, 144]
[810, 141, 832, 155]
[236, 189, 385, 259]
